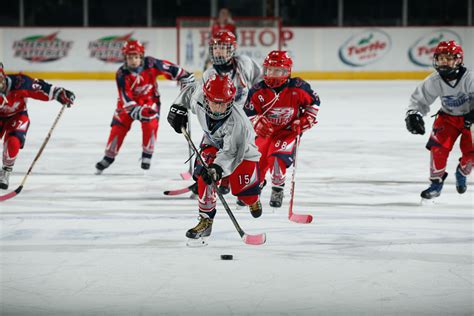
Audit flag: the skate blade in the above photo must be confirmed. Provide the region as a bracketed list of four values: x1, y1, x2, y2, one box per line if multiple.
[186, 237, 209, 247]
[420, 198, 436, 205]
[94, 169, 103, 175]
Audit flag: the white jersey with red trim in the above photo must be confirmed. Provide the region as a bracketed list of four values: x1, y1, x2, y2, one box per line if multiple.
[202, 54, 262, 106]
[407, 68, 474, 116]
[173, 82, 260, 176]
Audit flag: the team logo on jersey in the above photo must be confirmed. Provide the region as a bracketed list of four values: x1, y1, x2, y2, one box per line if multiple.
[408, 30, 462, 67]
[441, 94, 472, 108]
[12, 32, 73, 62]
[338, 29, 391, 67]
[89, 33, 147, 63]
[267, 107, 294, 125]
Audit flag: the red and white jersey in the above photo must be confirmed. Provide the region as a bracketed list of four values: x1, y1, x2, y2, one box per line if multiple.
[0, 74, 56, 117]
[203, 55, 262, 107]
[408, 67, 474, 116]
[116, 56, 192, 109]
[244, 77, 320, 134]
[173, 82, 260, 176]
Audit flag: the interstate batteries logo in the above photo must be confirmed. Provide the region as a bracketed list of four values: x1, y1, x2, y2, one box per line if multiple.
[89, 33, 143, 63]
[408, 30, 462, 67]
[12, 32, 73, 62]
[339, 30, 391, 67]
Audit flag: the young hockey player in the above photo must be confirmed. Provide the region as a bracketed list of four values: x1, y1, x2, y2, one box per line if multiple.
[178, 30, 262, 195]
[95, 40, 195, 174]
[167, 74, 262, 243]
[405, 40, 473, 199]
[244, 51, 320, 208]
[0, 63, 75, 189]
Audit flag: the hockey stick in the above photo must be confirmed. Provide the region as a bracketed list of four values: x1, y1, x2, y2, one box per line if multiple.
[181, 126, 266, 245]
[163, 182, 197, 196]
[288, 132, 313, 224]
[180, 118, 193, 180]
[0, 104, 67, 202]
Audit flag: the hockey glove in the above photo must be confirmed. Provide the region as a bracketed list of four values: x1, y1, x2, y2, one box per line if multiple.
[167, 104, 188, 133]
[126, 106, 157, 122]
[405, 111, 425, 135]
[464, 110, 474, 129]
[253, 115, 274, 138]
[201, 163, 223, 185]
[291, 116, 317, 134]
[178, 73, 195, 90]
[53, 87, 75, 107]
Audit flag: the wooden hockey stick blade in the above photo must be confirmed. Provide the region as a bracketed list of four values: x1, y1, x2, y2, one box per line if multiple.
[289, 213, 313, 224]
[163, 186, 191, 196]
[242, 233, 266, 245]
[0, 185, 23, 202]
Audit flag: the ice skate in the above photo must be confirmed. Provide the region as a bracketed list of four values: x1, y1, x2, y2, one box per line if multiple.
[186, 215, 213, 247]
[420, 173, 447, 200]
[0, 166, 12, 190]
[249, 199, 263, 218]
[236, 199, 246, 209]
[455, 165, 467, 194]
[95, 156, 114, 175]
[141, 153, 152, 170]
[269, 186, 284, 208]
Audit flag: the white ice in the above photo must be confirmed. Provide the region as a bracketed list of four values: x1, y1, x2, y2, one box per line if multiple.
[0, 80, 472, 315]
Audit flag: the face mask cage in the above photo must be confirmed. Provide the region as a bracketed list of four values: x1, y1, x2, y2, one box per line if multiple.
[433, 53, 462, 78]
[209, 42, 235, 65]
[204, 98, 233, 120]
[263, 66, 290, 88]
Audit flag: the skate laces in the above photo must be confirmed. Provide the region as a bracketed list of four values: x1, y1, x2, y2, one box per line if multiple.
[249, 200, 262, 212]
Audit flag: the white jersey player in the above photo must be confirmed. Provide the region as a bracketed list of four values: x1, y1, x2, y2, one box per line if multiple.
[203, 30, 262, 107]
[167, 74, 263, 242]
[405, 40, 474, 199]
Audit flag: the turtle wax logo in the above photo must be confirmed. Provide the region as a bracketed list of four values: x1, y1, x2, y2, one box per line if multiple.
[339, 30, 391, 67]
[89, 33, 142, 63]
[408, 30, 462, 67]
[12, 32, 73, 62]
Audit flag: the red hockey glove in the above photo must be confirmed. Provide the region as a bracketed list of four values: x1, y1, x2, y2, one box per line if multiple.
[53, 87, 75, 107]
[126, 105, 157, 122]
[291, 116, 317, 134]
[253, 115, 274, 138]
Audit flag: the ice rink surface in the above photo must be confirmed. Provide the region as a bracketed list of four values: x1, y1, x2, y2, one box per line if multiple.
[0, 80, 472, 315]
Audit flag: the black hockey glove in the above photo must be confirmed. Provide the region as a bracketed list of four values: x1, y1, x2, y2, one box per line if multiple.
[464, 110, 474, 129]
[201, 163, 223, 185]
[167, 104, 188, 134]
[53, 87, 75, 107]
[405, 111, 425, 135]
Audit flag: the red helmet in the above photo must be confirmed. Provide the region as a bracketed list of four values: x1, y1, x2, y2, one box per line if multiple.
[203, 74, 236, 119]
[122, 40, 145, 56]
[263, 50, 293, 88]
[433, 40, 463, 77]
[209, 31, 237, 65]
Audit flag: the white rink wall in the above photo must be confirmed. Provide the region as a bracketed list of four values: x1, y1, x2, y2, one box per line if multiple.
[0, 27, 472, 77]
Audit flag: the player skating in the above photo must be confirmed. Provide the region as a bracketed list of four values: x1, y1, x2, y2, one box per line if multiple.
[405, 40, 473, 200]
[244, 51, 320, 208]
[175, 30, 262, 195]
[0, 63, 75, 190]
[167, 75, 263, 245]
[95, 40, 194, 174]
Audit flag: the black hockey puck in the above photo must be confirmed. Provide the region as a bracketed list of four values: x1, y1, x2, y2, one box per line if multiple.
[220, 254, 233, 260]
